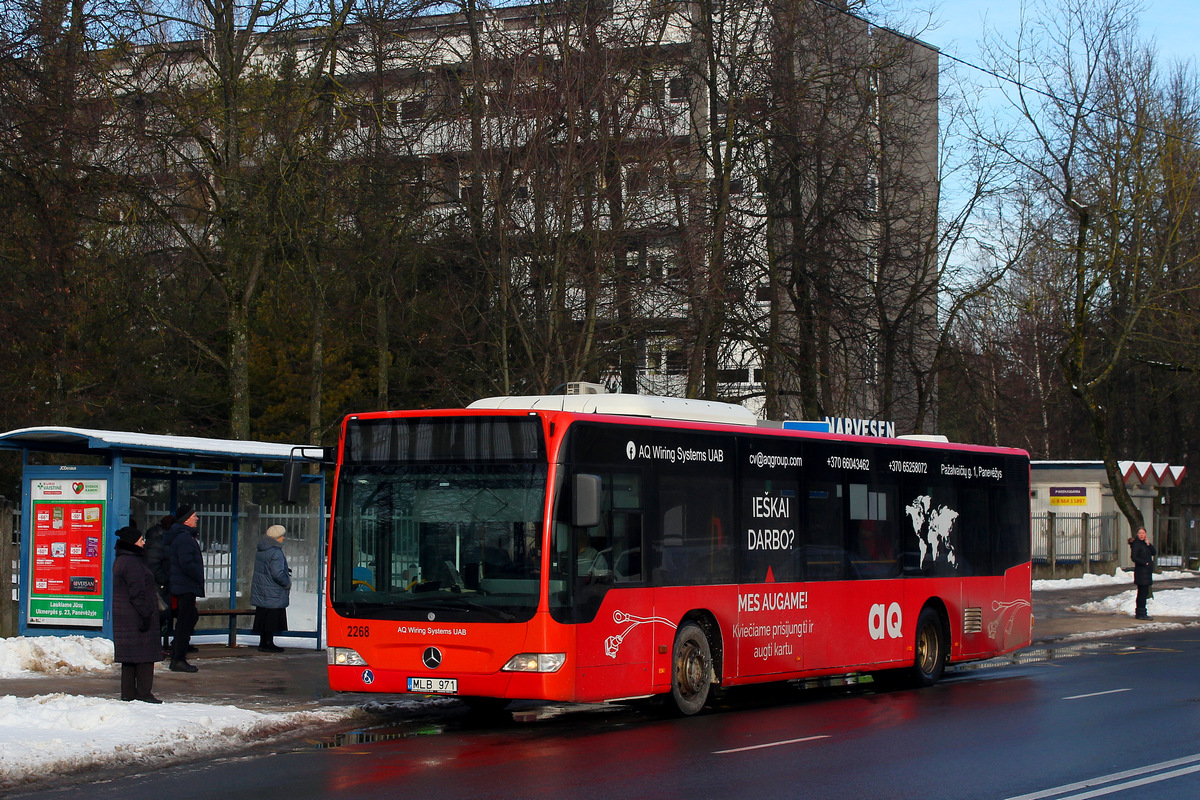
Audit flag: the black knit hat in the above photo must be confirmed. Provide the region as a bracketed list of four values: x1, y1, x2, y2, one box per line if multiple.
[175, 505, 195, 524]
[115, 525, 142, 546]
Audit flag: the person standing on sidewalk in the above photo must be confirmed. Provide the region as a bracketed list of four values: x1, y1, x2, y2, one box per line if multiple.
[143, 513, 174, 652]
[112, 524, 162, 702]
[1130, 527, 1156, 620]
[165, 505, 204, 672]
[251, 525, 292, 653]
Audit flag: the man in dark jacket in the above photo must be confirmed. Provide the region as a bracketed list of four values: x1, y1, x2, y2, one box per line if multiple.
[1130, 527, 1157, 620]
[143, 514, 174, 649]
[165, 505, 205, 672]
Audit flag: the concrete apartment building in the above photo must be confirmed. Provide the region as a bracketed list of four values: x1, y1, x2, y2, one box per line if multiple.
[103, 0, 940, 429]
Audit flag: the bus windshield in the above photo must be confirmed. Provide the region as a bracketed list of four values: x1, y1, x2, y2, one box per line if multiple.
[330, 416, 548, 623]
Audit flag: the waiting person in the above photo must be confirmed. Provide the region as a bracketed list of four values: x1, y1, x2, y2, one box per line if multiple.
[252, 524, 292, 653]
[112, 523, 162, 703]
[1130, 527, 1156, 620]
[165, 505, 204, 672]
[143, 513, 174, 650]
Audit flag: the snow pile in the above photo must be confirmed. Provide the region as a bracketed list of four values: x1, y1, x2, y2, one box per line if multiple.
[1070, 587, 1200, 618]
[0, 635, 113, 678]
[0, 636, 358, 791]
[0, 693, 352, 790]
[1032, 568, 1195, 592]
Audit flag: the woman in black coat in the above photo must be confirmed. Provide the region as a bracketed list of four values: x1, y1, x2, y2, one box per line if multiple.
[113, 524, 162, 702]
[1130, 527, 1157, 621]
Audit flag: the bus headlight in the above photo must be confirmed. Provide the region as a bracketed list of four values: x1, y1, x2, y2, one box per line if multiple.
[327, 647, 368, 667]
[502, 653, 567, 673]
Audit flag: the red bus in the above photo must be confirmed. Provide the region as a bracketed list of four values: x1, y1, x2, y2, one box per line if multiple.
[324, 390, 1031, 714]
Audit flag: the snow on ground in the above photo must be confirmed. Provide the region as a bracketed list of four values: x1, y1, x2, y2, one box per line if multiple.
[1034, 569, 1200, 618]
[0, 636, 356, 792]
[1069, 586, 1200, 617]
[0, 634, 113, 679]
[0, 692, 351, 790]
[1032, 568, 1200, 623]
[1031, 567, 1195, 592]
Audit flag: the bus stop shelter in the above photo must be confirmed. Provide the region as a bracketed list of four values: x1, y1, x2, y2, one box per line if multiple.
[0, 427, 325, 646]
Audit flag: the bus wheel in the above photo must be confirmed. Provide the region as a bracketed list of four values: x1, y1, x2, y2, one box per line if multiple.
[671, 622, 713, 716]
[912, 607, 946, 687]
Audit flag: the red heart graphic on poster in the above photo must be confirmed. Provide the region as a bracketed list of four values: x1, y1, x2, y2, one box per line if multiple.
[72, 482, 85, 494]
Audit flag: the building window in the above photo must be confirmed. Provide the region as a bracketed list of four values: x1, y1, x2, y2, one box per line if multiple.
[669, 76, 690, 103]
[401, 99, 426, 121]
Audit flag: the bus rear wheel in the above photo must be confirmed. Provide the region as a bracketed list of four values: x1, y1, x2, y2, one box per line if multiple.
[912, 607, 946, 687]
[671, 622, 713, 716]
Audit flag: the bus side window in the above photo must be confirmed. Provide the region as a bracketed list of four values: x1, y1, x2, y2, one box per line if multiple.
[804, 482, 846, 581]
[655, 505, 685, 584]
[847, 485, 898, 579]
[652, 486, 734, 586]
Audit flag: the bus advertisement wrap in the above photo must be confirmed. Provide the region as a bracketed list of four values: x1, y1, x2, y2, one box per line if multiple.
[323, 395, 1032, 715]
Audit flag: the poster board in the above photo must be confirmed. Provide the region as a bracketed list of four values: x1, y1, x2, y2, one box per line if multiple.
[27, 477, 108, 627]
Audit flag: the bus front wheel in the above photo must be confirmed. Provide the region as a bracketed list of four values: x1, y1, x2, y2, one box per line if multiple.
[671, 622, 713, 716]
[912, 607, 946, 687]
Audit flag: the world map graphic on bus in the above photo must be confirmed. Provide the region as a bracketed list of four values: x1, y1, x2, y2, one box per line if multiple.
[905, 496, 959, 569]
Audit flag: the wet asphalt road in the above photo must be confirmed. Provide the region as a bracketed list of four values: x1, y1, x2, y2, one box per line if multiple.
[10, 607, 1200, 800]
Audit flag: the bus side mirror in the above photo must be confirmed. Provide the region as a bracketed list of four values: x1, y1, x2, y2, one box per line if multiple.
[573, 474, 601, 528]
[281, 461, 304, 504]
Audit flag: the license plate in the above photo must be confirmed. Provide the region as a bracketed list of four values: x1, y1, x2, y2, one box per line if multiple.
[408, 677, 458, 694]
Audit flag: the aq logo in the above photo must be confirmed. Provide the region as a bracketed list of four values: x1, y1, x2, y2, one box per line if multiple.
[868, 602, 903, 640]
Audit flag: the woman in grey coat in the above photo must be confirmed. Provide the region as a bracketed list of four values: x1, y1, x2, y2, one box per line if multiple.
[112, 524, 162, 702]
[251, 525, 292, 653]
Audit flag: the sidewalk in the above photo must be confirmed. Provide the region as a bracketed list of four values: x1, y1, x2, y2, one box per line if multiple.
[0, 643, 361, 713]
[1030, 577, 1197, 642]
[1, 584, 1189, 711]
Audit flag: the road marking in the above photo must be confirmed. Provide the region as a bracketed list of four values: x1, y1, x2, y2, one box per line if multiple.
[1062, 688, 1132, 700]
[1005, 753, 1200, 800]
[715, 735, 830, 754]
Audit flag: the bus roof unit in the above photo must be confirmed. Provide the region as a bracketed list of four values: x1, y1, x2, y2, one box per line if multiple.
[468, 393, 759, 427]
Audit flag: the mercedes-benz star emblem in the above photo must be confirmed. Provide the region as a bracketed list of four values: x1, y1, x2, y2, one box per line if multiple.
[422, 646, 443, 670]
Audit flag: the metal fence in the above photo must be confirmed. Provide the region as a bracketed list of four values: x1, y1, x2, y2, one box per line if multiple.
[1032, 511, 1119, 569]
[142, 504, 323, 601]
[1154, 515, 1199, 569]
[140, 504, 325, 638]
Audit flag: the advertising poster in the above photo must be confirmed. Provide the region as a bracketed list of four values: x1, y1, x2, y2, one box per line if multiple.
[1049, 487, 1088, 507]
[27, 478, 108, 627]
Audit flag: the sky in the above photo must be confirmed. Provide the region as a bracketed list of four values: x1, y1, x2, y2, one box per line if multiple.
[901, 0, 1200, 68]
[2, 570, 1199, 792]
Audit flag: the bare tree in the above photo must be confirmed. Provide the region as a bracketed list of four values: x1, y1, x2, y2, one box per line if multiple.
[102, 0, 353, 439]
[977, 0, 1200, 529]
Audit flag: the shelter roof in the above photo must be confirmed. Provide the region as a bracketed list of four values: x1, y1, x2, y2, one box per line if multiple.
[0, 426, 301, 461]
[1032, 460, 1186, 488]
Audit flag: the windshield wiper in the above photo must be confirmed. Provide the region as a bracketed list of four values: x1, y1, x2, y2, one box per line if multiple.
[397, 599, 516, 622]
[440, 599, 516, 621]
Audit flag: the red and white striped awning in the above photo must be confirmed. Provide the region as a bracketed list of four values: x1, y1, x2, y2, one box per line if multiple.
[1118, 461, 1187, 487]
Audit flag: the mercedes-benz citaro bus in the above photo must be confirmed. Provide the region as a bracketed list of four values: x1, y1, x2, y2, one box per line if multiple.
[323, 385, 1031, 715]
